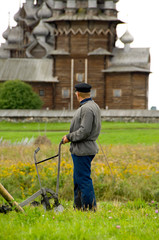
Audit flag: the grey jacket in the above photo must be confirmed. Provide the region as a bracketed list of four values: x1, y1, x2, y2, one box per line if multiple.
[66, 99, 101, 156]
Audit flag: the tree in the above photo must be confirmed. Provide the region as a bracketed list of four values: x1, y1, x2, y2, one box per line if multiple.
[0, 80, 43, 109]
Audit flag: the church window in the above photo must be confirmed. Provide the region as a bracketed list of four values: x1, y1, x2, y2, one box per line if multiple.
[76, 73, 84, 82]
[62, 88, 70, 98]
[113, 89, 122, 97]
[39, 90, 45, 96]
[91, 89, 97, 98]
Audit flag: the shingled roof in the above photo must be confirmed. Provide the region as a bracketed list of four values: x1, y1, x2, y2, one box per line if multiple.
[88, 47, 113, 56]
[103, 30, 150, 73]
[0, 59, 58, 82]
[46, 14, 121, 22]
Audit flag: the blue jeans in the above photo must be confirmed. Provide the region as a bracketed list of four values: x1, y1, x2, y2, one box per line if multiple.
[71, 154, 96, 210]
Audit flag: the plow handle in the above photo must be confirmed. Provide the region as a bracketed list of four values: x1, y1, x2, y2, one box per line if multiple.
[56, 140, 63, 195]
[0, 183, 24, 212]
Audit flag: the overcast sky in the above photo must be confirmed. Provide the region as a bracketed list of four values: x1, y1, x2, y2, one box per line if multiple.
[0, 0, 158, 110]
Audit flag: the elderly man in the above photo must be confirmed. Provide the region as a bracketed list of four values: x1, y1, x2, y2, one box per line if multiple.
[62, 83, 101, 210]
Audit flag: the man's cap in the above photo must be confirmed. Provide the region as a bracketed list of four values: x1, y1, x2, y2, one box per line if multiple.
[75, 83, 92, 93]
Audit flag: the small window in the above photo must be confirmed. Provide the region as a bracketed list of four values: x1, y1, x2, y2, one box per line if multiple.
[91, 89, 97, 98]
[113, 89, 122, 97]
[62, 88, 70, 98]
[76, 73, 84, 82]
[39, 90, 45, 96]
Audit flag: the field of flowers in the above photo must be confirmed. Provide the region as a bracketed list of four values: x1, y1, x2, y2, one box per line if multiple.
[0, 142, 159, 203]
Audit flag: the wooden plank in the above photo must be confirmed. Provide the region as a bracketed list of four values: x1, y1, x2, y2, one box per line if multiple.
[0, 183, 24, 213]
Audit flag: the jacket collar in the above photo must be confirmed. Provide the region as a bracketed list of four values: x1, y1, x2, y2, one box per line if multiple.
[80, 97, 92, 106]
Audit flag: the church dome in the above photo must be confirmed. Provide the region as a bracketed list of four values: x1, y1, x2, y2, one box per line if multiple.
[8, 26, 24, 43]
[2, 26, 11, 40]
[24, 1, 37, 20]
[120, 30, 134, 44]
[46, 0, 55, 10]
[37, 2, 52, 19]
[14, 9, 21, 22]
[33, 20, 49, 36]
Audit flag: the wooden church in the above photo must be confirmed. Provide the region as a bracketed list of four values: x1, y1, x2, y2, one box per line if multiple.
[0, 0, 150, 110]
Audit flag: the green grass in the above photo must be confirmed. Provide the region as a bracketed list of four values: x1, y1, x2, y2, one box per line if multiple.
[102, 122, 159, 130]
[99, 128, 159, 145]
[1, 121, 159, 131]
[0, 131, 67, 144]
[1, 129, 159, 145]
[0, 121, 70, 131]
[0, 121, 159, 144]
[1, 122, 159, 239]
[0, 200, 159, 240]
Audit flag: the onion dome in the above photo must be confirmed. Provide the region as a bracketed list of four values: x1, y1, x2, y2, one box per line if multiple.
[2, 26, 11, 40]
[120, 30, 134, 44]
[8, 26, 24, 43]
[33, 20, 49, 36]
[46, 0, 55, 9]
[37, 2, 52, 19]
[14, 9, 21, 22]
[120, 29, 134, 51]
[24, 0, 37, 20]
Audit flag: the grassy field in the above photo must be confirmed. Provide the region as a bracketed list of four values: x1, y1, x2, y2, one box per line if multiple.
[0, 200, 159, 240]
[0, 121, 159, 239]
[1, 121, 159, 144]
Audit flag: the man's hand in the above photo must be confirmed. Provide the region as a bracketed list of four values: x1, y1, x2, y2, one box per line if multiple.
[62, 135, 69, 144]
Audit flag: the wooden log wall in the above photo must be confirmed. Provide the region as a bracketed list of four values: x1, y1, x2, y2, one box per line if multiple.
[54, 56, 71, 110]
[89, 22, 110, 51]
[56, 21, 110, 55]
[56, 21, 70, 52]
[54, 56, 107, 110]
[106, 73, 148, 109]
[54, 21, 111, 109]
[30, 82, 54, 109]
[106, 73, 132, 109]
[88, 56, 106, 108]
[132, 73, 148, 109]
